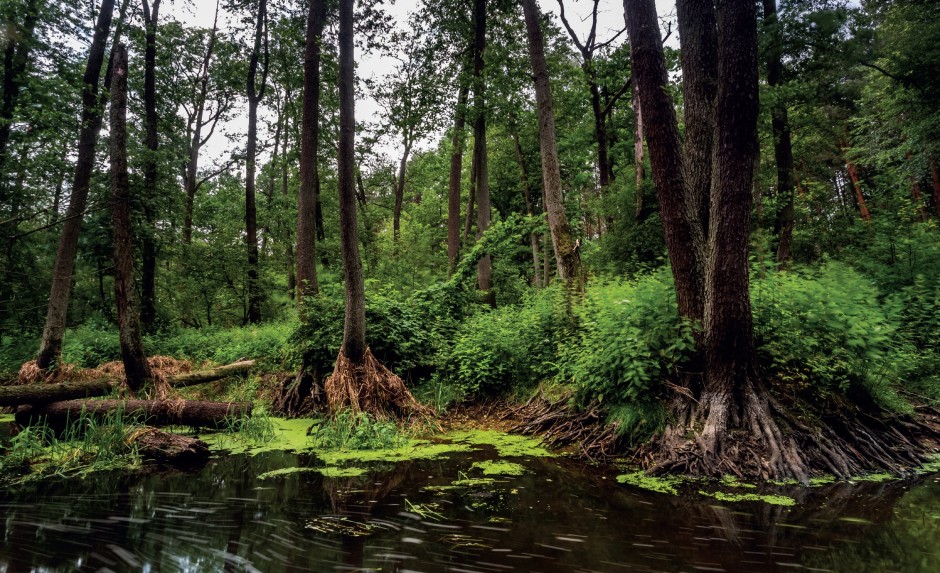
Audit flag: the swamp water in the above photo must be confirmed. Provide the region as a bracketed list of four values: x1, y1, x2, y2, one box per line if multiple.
[1, 416, 939, 573]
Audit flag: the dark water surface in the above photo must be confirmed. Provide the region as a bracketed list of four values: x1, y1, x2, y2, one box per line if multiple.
[1, 425, 939, 572]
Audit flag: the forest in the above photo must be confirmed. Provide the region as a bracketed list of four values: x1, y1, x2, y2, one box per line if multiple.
[1, 0, 939, 499]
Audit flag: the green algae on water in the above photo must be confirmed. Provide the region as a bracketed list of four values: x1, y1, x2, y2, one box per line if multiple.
[852, 472, 895, 483]
[201, 417, 313, 456]
[616, 472, 682, 495]
[258, 467, 319, 480]
[472, 460, 526, 476]
[720, 475, 757, 489]
[318, 466, 366, 478]
[316, 440, 472, 466]
[445, 429, 554, 458]
[699, 490, 796, 506]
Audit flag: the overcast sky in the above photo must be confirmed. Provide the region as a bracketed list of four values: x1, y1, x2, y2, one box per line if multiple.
[161, 0, 676, 168]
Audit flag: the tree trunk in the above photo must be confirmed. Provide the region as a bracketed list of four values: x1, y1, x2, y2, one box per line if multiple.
[111, 44, 153, 392]
[463, 155, 476, 244]
[511, 130, 541, 286]
[15, 400, 252, 431]
[0, 0, 39, 195]
[337, 0, 365, 363]
[140, 0, 161, 328]
[245, 0, 269, 324]
[447, 78, 469, 274]
[0, 379, 113, 407]
[625, 0, 704, 322]
[297, 0, 325, 304]
[522, 0, 581, 287]
[393, 142, 411, 243]
[588, 67, 611, 188]
[471, 0, 493, 305]
[183, 1, 220, 245]
[761, 0, 796, 267]
[845, 156, 871, 221]
[36, 0, 119, 370]
[906, 151, 927, 221]
[168, 360, 254, 388]
[633, 79, 645, 221]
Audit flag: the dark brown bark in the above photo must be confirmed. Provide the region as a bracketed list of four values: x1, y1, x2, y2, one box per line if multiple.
[337, 0, 365, 363]
[522, 0, 581, 287]
[111, 44, 153, 392]
[140, 0, 161, 327]
[392, 143, 411, 243]
[0, 379, 113, 407]
[297, 0, 325, 305]
[447, 79, 469, 274]
[845, 156, 871, 221]
[625, 0, 704, 322]
[632, 78, 645, 220]
[15, 399, 252, 430]
[169, 360, 254, 388]
[183, 0, 220, 245]
[128, 428, 210, 467]
[245, 0, 269, 324]
[36, 0, 120, 370]
[511, 130, 541, 286]
[762, 0, 796, 267]
[676, 0, 717, 241]
[0, 0, 39, 192]
[463, 155, 476, 244]
[471, 0, 493, 305]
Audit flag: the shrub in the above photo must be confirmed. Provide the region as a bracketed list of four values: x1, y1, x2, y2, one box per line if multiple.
[148, 321, 297, 371]
[310, 410, 405, 450]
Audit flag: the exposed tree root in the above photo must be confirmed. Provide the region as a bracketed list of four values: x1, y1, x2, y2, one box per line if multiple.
[506, 388, 620, 461]
[272, 357, 323, 417]
[640, 379, 940, 483]
[323, 347, 432, 421]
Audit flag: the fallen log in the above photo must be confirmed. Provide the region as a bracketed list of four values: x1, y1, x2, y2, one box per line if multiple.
[15, 399, 252, 431]
[168, 360, 254, 388]
[126, 427, 210, 467]
[0, 379, 113, 407]
[0, 360, 255, 407]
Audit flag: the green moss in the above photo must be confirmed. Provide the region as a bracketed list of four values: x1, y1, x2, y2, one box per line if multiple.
[809, 475, 837, 486]
[720, 475, 757, 489]
[318, 466, 367, 478]
[699, 490, 796, 506]
[472, 460, 526, 476]
[852, 473, 895, 483]
[917, 454, 940, 474]
[616, 472, 682, 495]
[444, 429, 554, 457]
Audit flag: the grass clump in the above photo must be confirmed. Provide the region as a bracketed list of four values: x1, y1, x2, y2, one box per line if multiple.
[310, 409, 407, 450]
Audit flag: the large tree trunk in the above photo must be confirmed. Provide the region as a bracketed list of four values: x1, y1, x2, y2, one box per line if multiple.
[245, 0, 269, 324]
[930, 156, 940, 218]
[845, 155, 872, 221]
[15, 400, 252, 431]
[297, 0, 325, 304]
[36, 0, 120, 370]
[471, 0, 493, 306]
[110, 44, 153, 392]
[522, 0, 581, 287]
[588, 67, 611, 188]
[140, 0, 161, 328]
[337, 0, 365, 363]
[762, 0, 796, 267]
[183, 1, 220, 245]
[0, 0, 39, 193]
[392, 142, 412, 243]
[625, 0, 704, 322]
[632, 80, 645, 221]
[447, 79, 469, 274]
[511, 130, 541, 286]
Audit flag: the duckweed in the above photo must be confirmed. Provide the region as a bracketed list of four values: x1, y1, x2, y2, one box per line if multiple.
[616, 472, 683, 495]
[445, 429, 554, 458]
[699, 490, 796, 506]
[472, 460, 527, 476]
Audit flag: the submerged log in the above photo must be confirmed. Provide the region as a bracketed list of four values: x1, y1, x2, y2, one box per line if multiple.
[15, 399, 252, 430]
[127, 427, 210, 467]
[0, 360, 255, 407]
[0, 379, 113, 407]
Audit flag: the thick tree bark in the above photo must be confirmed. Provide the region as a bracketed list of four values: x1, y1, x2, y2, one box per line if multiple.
[632, 80, 645, 221]
[762, 0, 796, 267]
[297, 0, 325, 304]
[447, 79, 469, 274]
[37, 0, 119, 370]
[511, 130, 541, 286]
[625, 0, 704, 322]
[140, 0, 161, 327]
[522, 0, 581, 287]
[183, 1, 220, 245]
[676, 0, 717, 241]
[0, 0, 39, 193]
[337, 0, 365, 363]
[110, 44, 153, 392]
[245, 0, 269, 324]
[471, 0, 493, 305]
[15, 400, 252, 430]
[0, 379, 114, 407]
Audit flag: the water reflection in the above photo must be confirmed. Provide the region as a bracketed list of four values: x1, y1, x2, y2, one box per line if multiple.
[1, 425, 939, 572]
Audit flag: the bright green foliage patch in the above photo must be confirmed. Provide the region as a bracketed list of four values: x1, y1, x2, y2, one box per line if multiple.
[616, 472, 683, 495]
[445, 429, 554, 457]
[700, 490, 796, 506]
[472, 460, 526, 476]
[0, 413, 14, 424]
